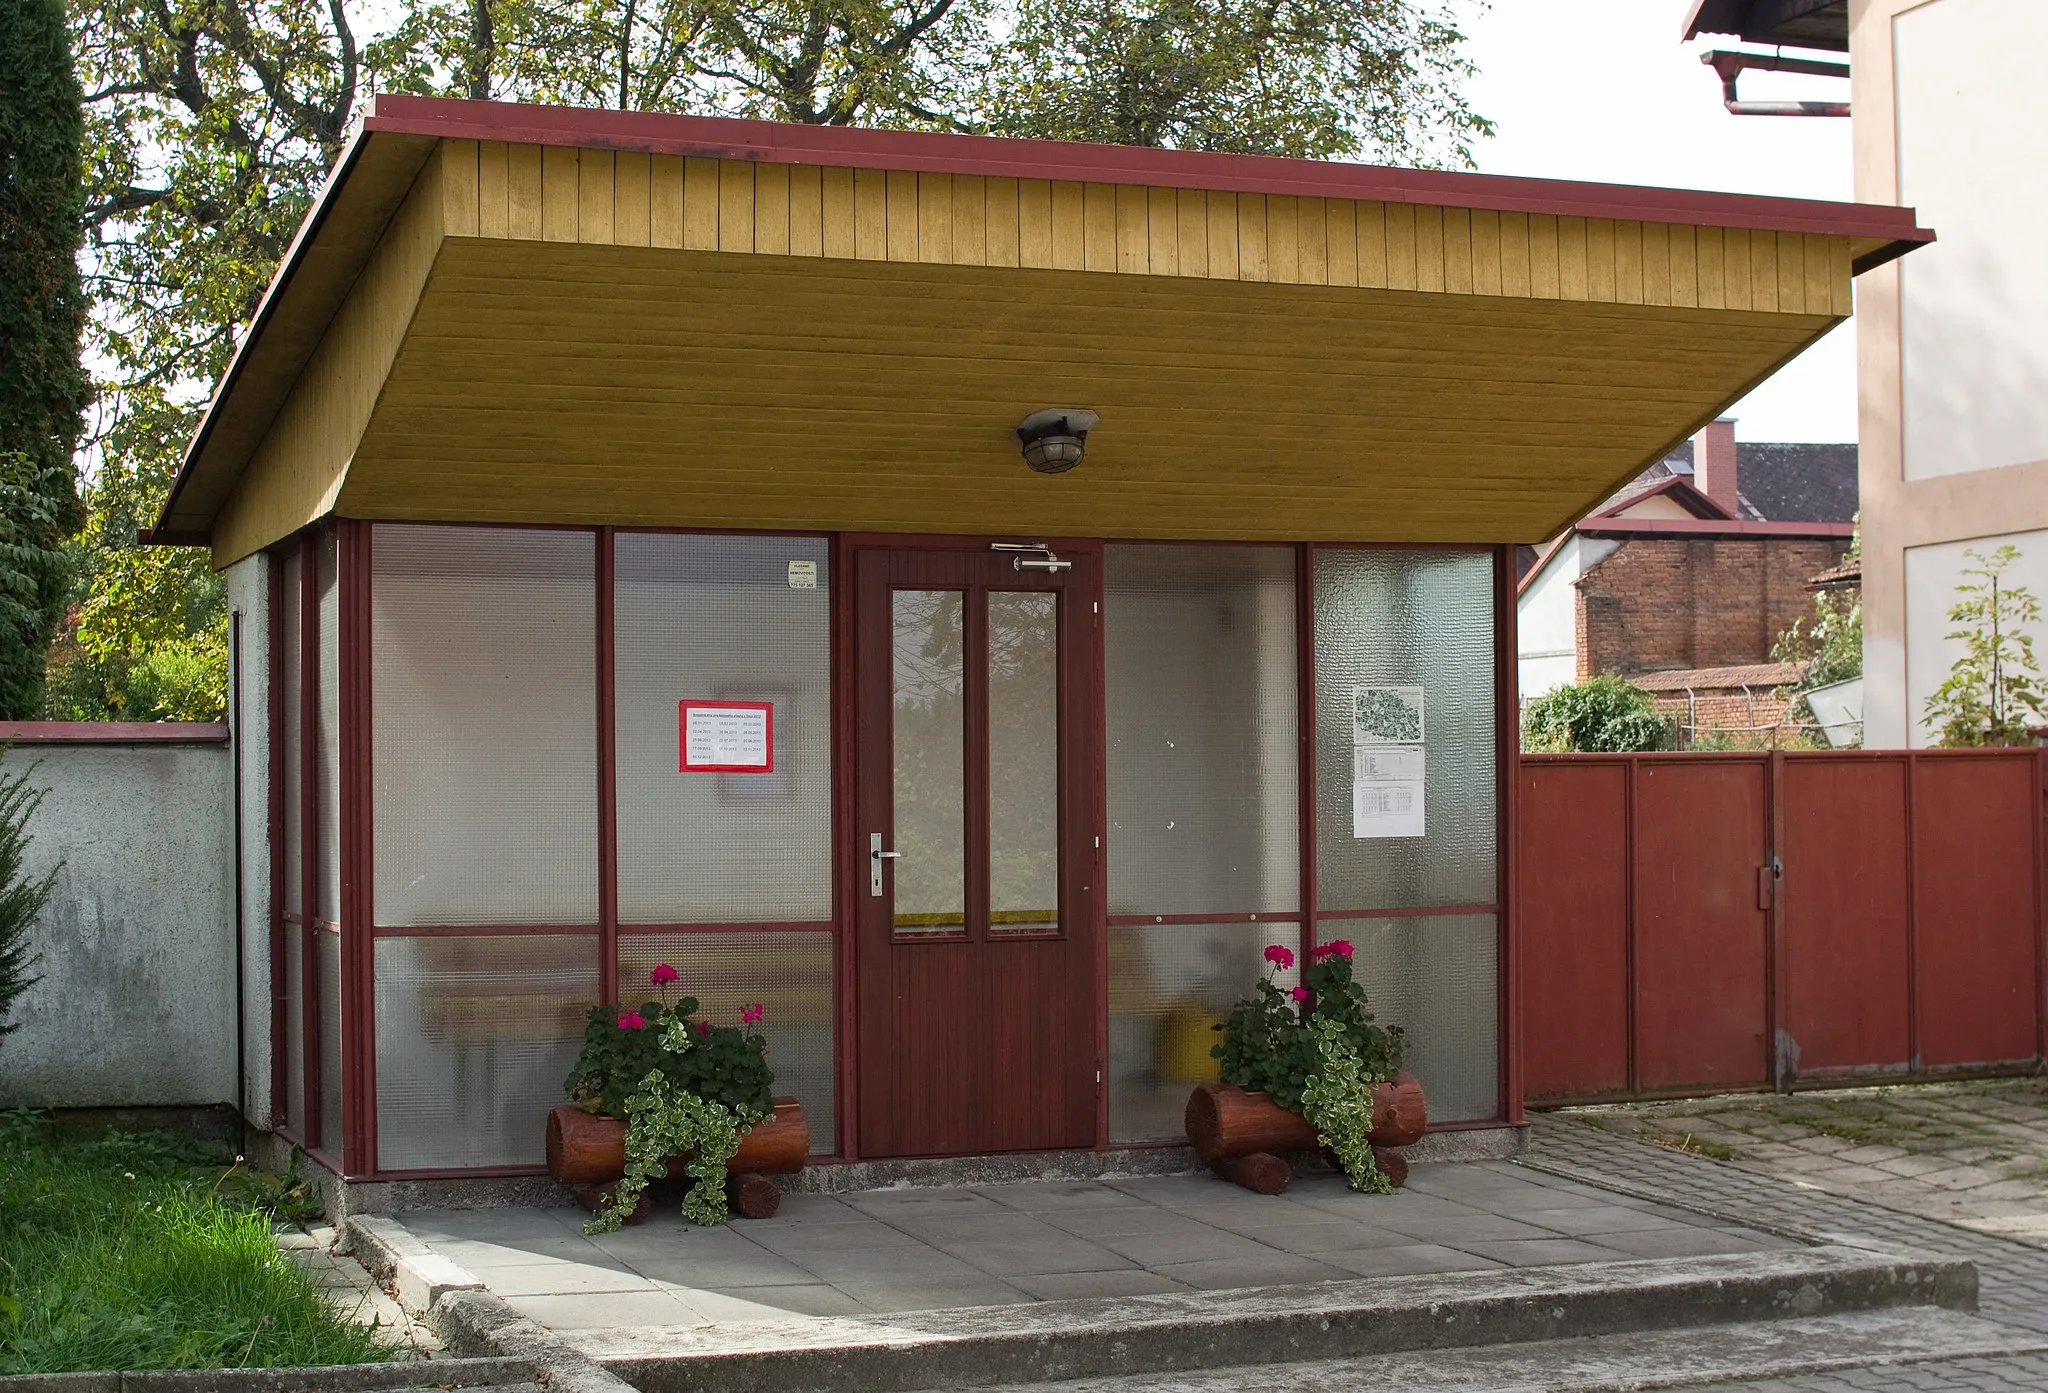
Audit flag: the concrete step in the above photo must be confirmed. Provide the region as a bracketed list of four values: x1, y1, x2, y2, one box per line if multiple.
[574, 1246, 1974, 1393]
[951, 1308, 2048, 1393]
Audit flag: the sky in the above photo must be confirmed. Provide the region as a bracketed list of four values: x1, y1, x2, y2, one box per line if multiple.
[1455, 0, 1857, 444]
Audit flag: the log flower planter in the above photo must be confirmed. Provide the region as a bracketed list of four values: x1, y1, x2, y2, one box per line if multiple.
[546, 1096, 808, 1219]
[1185, 1073, 1427, 1195]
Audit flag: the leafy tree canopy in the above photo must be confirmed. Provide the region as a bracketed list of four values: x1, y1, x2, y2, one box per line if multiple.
[0, 0, 89, 719]
[65, 0, 1487, 721]
[1521, 674, 1677, 754]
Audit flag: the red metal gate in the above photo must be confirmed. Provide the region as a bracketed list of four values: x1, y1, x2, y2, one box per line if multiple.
[1518, 750, 2047, 1105]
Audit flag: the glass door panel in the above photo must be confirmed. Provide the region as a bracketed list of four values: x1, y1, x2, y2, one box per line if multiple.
[988, 591, 1060, 938]
[891, 589, 967, 937]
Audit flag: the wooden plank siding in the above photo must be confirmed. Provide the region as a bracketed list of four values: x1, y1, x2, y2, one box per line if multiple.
[212, 149, 447, 564]
[440, 140, 1854, 315]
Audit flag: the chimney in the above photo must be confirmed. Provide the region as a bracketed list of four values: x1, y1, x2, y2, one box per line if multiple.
[1694, 417, 1739, 518]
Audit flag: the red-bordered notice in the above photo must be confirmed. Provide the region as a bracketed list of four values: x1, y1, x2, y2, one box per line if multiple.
[679, 700, 774, 773]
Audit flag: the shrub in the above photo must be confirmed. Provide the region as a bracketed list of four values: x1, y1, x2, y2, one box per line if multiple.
[1521, 675, 1677, 753]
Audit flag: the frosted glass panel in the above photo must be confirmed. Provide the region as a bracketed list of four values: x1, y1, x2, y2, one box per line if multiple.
[1314, 548, 1496, 910]
[892, 590, 966, 937]
[1105, 546, 1298, 917]
[317, 928, 342, 1155]
[372, 525, 597, 926]
[316, 533, 340, 924]
[618, 932, 836, 1152]
[284, 924, 305, 1134]
[374, 934, 597, 1170]
[988, 591, 1059, 938]
[279, 549, 302, 916]
[614, 535, 832, 922]
[1108, 921, 1300, 1143]
[1321, 916, 1498, 1123]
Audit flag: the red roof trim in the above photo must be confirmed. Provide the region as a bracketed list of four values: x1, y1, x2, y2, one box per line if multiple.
[365, 95, 1933, 252]
[1590, 475, 1735, 522]
[0, 721, 230, 745]
[1576, 518, 1856, 540]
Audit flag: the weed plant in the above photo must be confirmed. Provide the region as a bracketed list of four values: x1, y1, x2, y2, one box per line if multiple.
[0, 1111, 388, 1373]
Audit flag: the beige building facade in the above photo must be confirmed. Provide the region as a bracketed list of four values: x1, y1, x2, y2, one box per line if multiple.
[1852, 0, 2048, 745]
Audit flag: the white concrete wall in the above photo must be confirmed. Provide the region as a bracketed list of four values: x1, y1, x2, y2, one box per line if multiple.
[0, 738, 237, 1107]
[1903, 527, 2048, 746]
[227, 553, 273, 1125]
[1516, 537, 1617, 699]
[1854, 0, 2048, 747]
[1894, 0, 2048, 480]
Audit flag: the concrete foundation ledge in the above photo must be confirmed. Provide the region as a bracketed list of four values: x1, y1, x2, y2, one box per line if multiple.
[323, 1128, 1525, 1215]
[345, 1215, 488, 1313]
[428, 1290, 637, 1393]
[0, 1357, 533, 1393]
[577, 1247, 1975, 1393]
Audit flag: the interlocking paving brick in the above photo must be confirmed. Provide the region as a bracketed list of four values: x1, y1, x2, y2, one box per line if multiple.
[1526, 1111, 2048, 1392]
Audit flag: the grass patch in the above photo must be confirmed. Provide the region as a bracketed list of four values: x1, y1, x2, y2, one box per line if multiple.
[0, 1111, 390, 1375]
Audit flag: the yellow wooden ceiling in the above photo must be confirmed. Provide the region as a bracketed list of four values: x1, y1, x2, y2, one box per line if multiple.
[198, 136, 1867, 562]
[331, 235, 1828, 545]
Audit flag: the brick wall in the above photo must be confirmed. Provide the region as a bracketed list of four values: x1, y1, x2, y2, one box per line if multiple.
[1574, 536, 1850, 682]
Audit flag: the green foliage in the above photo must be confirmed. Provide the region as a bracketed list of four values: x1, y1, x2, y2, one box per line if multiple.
[64, 0, 1483, 705]
[0, 1114, 388, 1373]
[67, 0, 359, 721]
[567, 971, 774, 1229]
[211, 1147, 329, 1227]
[588, 1070, 748, 1232]
[44, 414, 227, 721]
[1922, 545, 2046, 748]
[0, 759, 56, 1045]
[564, 993, 774, 1121]
[0, 0, 88, 718]
[1521, 674, 1677, 753]
[984, 0, 1489, 165]
[0, 455, 76, 720]
[1298, 1016, 1391, 1195]
[1212, 943, 1402, 1191]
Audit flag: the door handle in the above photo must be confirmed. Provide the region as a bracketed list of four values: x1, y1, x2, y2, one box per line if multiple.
[869, 833, 900, 896]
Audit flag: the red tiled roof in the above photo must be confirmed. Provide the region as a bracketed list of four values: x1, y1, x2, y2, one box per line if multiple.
[1633, 662, 1806, 693]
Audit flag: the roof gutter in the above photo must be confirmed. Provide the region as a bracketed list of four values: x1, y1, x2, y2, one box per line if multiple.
[1703, 49, 1851, 118]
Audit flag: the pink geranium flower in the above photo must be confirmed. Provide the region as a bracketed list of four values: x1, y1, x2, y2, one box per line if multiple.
[616, 1011, 646, 1030]
[1290, 986, 1310, 1004]
[740, 1003, 765, 1026]
[697, 1019, 712, 1037]
[1262, 944, 1295, 971]
[650, 964, 678, 986]
[1323, 939, 1354, 959]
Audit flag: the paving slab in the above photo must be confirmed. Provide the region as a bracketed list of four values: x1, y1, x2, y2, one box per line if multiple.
[385, 1160, 1818, 1331]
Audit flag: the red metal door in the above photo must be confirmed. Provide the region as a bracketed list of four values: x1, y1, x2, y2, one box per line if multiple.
[1779, 755, 1911, 1078]
[1632, 758, 1769, 1091]
[1913, 753, 2041, 1067]
[1518, 759, 1630, 1098]
[853, 544, 1099, 1157]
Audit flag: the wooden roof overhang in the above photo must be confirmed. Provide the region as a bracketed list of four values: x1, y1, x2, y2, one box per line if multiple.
[163, 96, 1933, 567]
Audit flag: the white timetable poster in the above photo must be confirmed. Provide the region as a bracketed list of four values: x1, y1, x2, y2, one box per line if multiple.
[1351, 686, 1425, 839]
[679, 700, 774, 772]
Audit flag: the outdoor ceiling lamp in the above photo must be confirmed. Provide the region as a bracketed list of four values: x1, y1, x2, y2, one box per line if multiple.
[1016, 408, 1099, 474]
